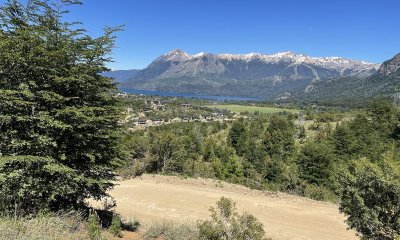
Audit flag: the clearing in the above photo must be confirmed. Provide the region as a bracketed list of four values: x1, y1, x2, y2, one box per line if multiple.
[209, 104, 300, 114]
[107, 175, 357, 240]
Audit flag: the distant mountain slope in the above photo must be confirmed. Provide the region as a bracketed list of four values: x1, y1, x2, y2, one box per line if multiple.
[378, 53, 400, 76]
[121, 49, 379, 99]
[289, 53, 400, 105]
[102, 69, 140, 83]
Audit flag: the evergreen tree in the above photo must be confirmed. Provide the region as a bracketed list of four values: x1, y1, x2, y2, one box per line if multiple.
[0, 0, 121, 213]
[263, 115, 295, 161]
[228, 119, 248, 156]
[297, 142, 334, 187]
[368, 99, 399, 135]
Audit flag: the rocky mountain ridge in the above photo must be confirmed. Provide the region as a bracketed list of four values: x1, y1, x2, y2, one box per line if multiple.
[121, 49, 380, 99]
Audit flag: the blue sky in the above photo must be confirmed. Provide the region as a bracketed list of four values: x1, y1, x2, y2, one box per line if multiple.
[3, 0, 400, 69]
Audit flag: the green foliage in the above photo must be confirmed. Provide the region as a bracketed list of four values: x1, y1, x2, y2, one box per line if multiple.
[223, 156, 244, 181]
[0, 0, 121, 213]
[264, 159, 285, 182]
[120, 99, 400, 207]
[263, 114, 295, 161]
[338, 156, 400, 240]
[297, 142, 334, 187]
[303, 184, 337, 202]
[109, 214, 122, 237]
[148, 131, 178, 172]
[0, 156, 77, 215]
[198, 197, 268, 240]
[331, 100, 399, 162]
[368, 98, 400, 135]
[228, 119, 248, 156]
[87, 211, 103, 240]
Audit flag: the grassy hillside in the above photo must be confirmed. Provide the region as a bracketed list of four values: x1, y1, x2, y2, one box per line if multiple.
[210, 104, 300, 114]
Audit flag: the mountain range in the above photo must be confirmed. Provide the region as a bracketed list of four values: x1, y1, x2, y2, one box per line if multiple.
[102, 69, 140, 83]
[110, 49, 400, 103]
[288, 53, 400, 105]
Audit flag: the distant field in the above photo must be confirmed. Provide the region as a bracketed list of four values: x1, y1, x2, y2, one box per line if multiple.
[210, 104, 299, 114]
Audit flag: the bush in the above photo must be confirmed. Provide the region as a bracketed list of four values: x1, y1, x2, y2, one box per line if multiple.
[87, 211, 104, 240]
[198, 197, 269, 240]
[339, 157, 400, 240]
[109, 214, 123, 237]
[122, 217, 140, 232]
[119, 159, 147, 179]
[143, 220, 199, 240]
[303, 184, 337, 203]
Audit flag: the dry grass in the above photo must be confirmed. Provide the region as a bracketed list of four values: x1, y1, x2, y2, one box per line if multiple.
[0, 212, 89, 240]
[142, 220, 199, 240]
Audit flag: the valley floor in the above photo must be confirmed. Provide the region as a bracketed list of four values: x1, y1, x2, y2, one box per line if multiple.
[107, 174, 357, 240]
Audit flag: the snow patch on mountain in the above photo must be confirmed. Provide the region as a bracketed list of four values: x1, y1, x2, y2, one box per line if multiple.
[159, 49, 379, 72]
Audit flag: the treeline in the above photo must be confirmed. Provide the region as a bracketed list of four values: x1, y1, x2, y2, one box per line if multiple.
[121, 100, 400, 202]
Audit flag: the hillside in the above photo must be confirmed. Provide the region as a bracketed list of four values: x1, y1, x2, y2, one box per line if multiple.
[102, 69, 140, 83]
[287, 53, 400, 105]
[120, 49, 378, 99]
[103, 175, 357, 240]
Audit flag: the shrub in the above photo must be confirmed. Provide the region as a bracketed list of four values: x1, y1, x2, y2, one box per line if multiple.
[0, 211, 87, 240]
[122, 217, 140, 232]
[109, 214, 123, 237]
[143, 220, 199, 240]
[198, 197, 269, 240]
[303, 184, 337, 203]
[339, 157, 400, 240]
[87, 211, 103, 240]
[119, 159, 147, 179]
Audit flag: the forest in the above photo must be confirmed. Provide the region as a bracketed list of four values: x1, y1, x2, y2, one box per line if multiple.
[119, 100, 400, 201]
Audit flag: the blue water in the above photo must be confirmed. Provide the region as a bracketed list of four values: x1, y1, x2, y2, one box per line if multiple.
[120, 88, 260, 101]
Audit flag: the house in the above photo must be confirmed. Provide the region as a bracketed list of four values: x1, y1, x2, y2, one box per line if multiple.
[204, 115, 212, 121]
[144, 107, 152, 112]
[181, 103, 192, 109]
[154, 104, 165, 110]
[115, 92, 128, 98]
[137, 119, 147, 125]
[182, 116, 190, 122]
[152, 118, 163, 125]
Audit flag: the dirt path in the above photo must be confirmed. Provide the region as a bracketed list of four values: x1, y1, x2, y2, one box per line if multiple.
[108, 174, 358, 240]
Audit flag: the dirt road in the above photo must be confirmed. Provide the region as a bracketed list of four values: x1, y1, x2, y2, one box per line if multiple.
[108, 175, 357, 240]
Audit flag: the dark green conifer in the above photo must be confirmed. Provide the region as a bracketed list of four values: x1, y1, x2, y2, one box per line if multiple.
[0, 0, 122, 213]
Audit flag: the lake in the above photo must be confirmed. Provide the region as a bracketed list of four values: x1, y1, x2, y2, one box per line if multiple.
[120, 88, 261, 101]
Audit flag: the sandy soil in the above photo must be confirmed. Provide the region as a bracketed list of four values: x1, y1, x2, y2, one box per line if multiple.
[106, 174, 358, 240]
